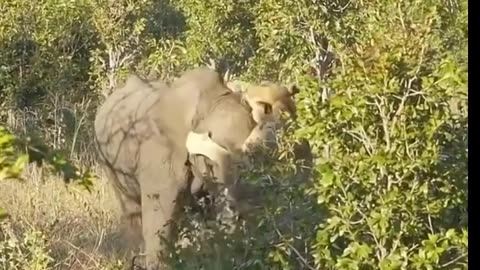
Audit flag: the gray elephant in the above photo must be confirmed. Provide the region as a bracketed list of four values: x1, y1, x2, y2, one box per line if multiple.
[94, 67, 269, 269]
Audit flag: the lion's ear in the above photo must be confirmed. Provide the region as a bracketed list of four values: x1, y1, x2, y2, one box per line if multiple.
[287, 84, 300, 96]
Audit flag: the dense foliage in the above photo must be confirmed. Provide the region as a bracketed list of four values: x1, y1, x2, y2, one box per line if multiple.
[0, 0, 468, 269]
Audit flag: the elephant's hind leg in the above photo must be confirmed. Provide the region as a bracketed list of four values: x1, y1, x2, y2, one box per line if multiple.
[102, 165, 144, 254]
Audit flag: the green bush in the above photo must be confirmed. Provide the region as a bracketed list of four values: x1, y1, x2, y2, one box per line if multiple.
[0, 0, 468, 269]
[0, 221, 53, 270]
[0, 126, 28, 183]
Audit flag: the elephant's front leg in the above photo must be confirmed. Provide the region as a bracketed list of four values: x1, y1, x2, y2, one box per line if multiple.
[140, 181, 179, 269]
[138, 149, 182, 270]
[138, 139, 189, 269]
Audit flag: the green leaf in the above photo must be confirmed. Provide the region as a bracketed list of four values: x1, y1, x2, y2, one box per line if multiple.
[445, 228, 456, 239]
[12, 154, 28, 173]
[0, 208, 8, 219]
[330, 95, 347, 108]
[356, 244, 372, 259]
[320, 170, 334, 187]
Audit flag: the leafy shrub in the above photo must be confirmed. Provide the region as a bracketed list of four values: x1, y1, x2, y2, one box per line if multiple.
[0, 221, 53, 270]
[0, 126, 28, 183]
[0, 0, 468, 269]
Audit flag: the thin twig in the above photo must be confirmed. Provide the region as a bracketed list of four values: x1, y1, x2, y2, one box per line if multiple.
[358, 126, 375, 156]
[356, 208, 386, 261]
[343, 128, 374, 156]
[374, 95, 391, 151]
[397, 2, 407, 33]
[425, 204, 435, 235]
[63, 240, 100, 267]
[389, 79, 414, 137]
[272, 224, 316, 270]
[333, 0, 352, 12]
[441, 252, 468, 267]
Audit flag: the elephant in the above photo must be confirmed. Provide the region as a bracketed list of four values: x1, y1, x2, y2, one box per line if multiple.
[94, 67, 277, 269]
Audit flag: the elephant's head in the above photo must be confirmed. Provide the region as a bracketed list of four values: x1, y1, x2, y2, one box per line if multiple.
[181, 90, 259, 208]
[185, 130, 257, 217]
[172, 67, 301, 212]
[185, 131, 237, 190]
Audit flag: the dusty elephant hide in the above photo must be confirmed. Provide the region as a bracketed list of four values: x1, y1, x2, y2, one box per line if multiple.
[94, 67, 260, 269]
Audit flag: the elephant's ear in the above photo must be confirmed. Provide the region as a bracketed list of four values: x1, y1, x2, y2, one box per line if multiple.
[185, 131, 230, 164]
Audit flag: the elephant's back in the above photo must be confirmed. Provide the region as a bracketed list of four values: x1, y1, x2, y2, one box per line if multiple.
[93, 75, 169, 171]
[94, 75, 166, 141]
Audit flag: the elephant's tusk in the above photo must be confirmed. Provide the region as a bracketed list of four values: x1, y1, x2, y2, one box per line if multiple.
[185, 131, 230, 165]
